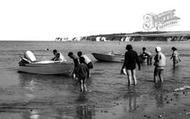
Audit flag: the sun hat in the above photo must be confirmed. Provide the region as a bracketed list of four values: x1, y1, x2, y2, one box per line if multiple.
[155, 46, 161, 52]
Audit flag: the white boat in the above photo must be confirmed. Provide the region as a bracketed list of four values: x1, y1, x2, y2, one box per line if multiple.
[18, 60, 74, 75]
[18, 51, 73, 75]
[92, 52, 124, 63]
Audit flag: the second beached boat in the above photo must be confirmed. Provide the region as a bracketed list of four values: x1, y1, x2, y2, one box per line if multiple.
[92, 52, 124, 63]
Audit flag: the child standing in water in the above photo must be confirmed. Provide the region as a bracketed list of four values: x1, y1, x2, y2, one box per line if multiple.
[170, 47, 181, 68]
[75, 57, 89, 92]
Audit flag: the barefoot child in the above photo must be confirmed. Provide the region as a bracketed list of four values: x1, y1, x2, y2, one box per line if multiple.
[75, 57, 89, 92]
[77, 51, 93, 78]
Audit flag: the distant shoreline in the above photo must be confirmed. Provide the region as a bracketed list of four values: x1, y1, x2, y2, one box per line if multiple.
[1, 31, 190, 41]
[55, 31, 190, 42]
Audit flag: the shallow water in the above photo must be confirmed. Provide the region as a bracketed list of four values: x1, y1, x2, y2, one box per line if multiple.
[0, 41, 190, 119]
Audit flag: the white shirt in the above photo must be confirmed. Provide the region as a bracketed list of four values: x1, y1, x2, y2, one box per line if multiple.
[59, 53, 67, 62]
[157, 52, 166, 67]
[82, 55, 91, 64]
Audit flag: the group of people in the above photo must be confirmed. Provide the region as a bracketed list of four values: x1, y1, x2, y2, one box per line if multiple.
[51, 49, 93, 92]
[51, 45, 181, 91]
[121, 44, 181, 86]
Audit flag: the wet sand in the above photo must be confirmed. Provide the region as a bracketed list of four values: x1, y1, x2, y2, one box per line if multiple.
[0, 41, 190, 119]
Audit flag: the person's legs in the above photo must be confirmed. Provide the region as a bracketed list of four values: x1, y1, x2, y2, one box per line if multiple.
[147, 56, 152, 65]
[87, 63, 93, 78]
[147, 57, 149, 65]
[83, 78, 87, 92]
[131, 69, 137, 85]
[150, 57, 152, 65]
[127, 70, 132, 86]
[173, 59, 176, 68]
[147, 57, 150, 65]
[154, 67, 158, 83]
[158, 69, 164, 83]
[72, 67, 77, 79]
[80, 79, 84, 92]
[87, 69, 90, 78]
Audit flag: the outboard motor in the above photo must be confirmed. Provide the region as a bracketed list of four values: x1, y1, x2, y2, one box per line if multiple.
[19, 51, 37, 66]
[24, 50, 36, 62]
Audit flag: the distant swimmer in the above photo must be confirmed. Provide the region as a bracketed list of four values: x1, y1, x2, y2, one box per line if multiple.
[170, 47, 181, 68]
[139, 47, 152, 65]
[51, 49, 67, 62]
[77, 51, 93, 78]
[121, 44, 141, 86]
[153, 46, 166, 83]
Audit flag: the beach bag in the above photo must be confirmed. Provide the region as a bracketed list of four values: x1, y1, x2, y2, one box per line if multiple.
[120, 67, 127, 75]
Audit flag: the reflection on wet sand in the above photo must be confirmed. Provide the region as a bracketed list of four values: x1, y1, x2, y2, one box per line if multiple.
[18, 73, 75, 97]
[76, 93, 88, 102]
[171, 66, 180, 78]
[7, 73, 95, 119]
[154, 83, 164, 108]
[123, 87, 139, 113]
[0, 94, 95, 119]
[19, 73, 36, 100]
[75, 93, 95, 119]
[18, 73, 72, 87]
[76, 104, 95, 119]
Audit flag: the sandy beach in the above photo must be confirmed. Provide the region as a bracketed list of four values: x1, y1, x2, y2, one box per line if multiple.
[0, 41, 190, 119]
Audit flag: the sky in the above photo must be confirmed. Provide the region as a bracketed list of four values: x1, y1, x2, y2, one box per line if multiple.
[0, 0, 189, 40]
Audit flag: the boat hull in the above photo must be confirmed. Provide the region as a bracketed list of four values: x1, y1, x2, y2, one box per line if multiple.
[92, 53, 124, 63]
[18, 61, 74, 75]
